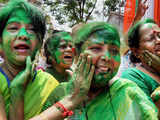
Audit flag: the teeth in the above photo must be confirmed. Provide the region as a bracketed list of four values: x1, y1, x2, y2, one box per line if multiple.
[14, 45, 29, 49]
[97, 67, 110, 73]
[64, 55, 72, 59]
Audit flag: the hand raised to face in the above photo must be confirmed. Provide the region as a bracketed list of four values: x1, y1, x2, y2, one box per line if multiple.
[10, 56, 33, 88]
[67, 53, 95, 104]
[142, 50, 160, 74]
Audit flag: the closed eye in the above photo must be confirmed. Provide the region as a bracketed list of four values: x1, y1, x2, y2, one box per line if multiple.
[109, 48, 119, 55]
[90, 47, 102, 52]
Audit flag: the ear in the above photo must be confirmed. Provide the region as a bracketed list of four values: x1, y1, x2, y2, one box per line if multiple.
[130, 48, 141, 58]
[0, 43, 4, 57]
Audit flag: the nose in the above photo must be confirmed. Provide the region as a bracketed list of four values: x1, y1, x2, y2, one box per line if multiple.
[65, 45, 72, 52]
[17, 28, 29, 40]
[100, 51, 111, 62]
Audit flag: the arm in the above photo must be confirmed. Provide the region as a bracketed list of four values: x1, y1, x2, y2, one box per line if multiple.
[0, 93, 7, 120]
[30, 54, 95, 120]
[125, 0, 148, 34]
[132, 0, 148, 26]
[9, 56, 32, 120]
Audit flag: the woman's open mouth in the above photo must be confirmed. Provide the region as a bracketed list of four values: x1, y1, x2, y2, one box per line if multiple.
[14, 43, 30, 53]
[63, 54, 73, 63]
[95, 66, 111, 74]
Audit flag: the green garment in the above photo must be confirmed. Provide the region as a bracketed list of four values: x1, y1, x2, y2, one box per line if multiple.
[43, 78, 158, 120]
[0, 67, 59, 120]
[46, 67, 68, 82]
[42, 82, 68, 111]
[0, 67, 10, 115]
[121, 68, 159, 101]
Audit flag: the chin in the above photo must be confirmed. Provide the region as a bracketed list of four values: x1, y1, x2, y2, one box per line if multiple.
[13, 56, 28, 66]
[91, 72, 117, 88]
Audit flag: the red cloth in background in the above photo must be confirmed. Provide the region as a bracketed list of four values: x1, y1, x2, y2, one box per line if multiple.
[154, 0, 160, 26]
[123, 0, 137, 33]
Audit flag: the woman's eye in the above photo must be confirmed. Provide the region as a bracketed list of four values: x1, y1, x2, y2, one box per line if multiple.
[27, 27, 35, 34]
[59, 45, 66, 49]
[69, 45, 73, 48]
[90, 47, 101, 52]
[109, 48, 119, 55]
[7, 26, 19, 31]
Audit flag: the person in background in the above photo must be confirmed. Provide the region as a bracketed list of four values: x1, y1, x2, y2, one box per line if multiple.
[121, 19, 160, 101]
[44, 31, 74, 82]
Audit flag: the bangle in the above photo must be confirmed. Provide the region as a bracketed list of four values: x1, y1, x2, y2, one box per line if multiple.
[54, 102, 74, 118]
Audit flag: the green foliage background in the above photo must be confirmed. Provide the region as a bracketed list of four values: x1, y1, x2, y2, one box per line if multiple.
[43, 0, 121, 26]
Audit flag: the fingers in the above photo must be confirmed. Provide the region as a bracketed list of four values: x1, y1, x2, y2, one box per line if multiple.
[77, 54, 82, 67]
[26, 56, 32, 71]
[144, 50, 160, 62]
[66, 69, 73, 77]
[79, 54, 86, 74]
[151, 87, 160, 102]
[85, 55, 92, 76]
[88, 65, 95, 84]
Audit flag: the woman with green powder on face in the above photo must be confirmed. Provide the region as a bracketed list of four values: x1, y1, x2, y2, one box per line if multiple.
[44, 31, 74, 82]
[31, 22, 158, 120]
[0, 0, 94, 119]
[0, 0, 59, 119]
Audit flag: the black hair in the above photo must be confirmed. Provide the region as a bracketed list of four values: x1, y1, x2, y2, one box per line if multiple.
[0, 0, 46, 44]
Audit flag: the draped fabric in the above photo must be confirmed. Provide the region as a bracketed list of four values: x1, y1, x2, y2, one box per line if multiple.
[123, 0, 138, 33]
[154, 0, 160, 26]
[0, 68, 59, 120]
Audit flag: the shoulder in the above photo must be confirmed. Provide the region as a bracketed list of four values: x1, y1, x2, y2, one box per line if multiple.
[110, 78, 146, 96]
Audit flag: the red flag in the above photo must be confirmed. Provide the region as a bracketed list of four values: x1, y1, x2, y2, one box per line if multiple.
[123, 0, 137, 33]
[154, 0, 160, 26]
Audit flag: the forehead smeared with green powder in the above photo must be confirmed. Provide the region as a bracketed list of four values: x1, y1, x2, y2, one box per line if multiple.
[93, 29, 120, 47]
[73, 22, 120, 55]
[0, 0, 46, 44]
[45, 31, 72, 60]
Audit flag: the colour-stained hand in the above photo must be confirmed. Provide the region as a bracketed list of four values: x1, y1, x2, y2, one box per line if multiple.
[133, 0, 148, 25]
[135, 0, 148, 21]
[9, 56, 33, 120]
[0, 94, 7, 120]
[67, 53, 95, 104]
[142, 50, 160, 74]
[11, 56, 32, 88]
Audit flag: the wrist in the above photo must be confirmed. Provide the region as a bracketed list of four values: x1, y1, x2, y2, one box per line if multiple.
[54, 102, 74, 118]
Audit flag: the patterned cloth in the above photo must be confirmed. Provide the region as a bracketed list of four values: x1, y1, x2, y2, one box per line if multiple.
[121, 67, 160, 102]
[0, 67, 59, 120]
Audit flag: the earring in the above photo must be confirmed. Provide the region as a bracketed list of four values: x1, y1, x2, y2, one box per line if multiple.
[148, 59, 152, 66]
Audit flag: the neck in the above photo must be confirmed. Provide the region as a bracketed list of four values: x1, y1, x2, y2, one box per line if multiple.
[88, 87, 105, 101]
[138, 63, 160, 82]
[54, 64, 66, 75]
[47, 65, 68, 82]
[3, 60, 25, 81]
